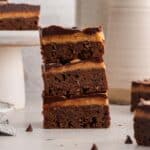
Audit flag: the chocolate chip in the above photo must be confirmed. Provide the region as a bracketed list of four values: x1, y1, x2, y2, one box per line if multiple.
[91, 144, 98, 150]
[26, 124, 33, 132]
[125, 135, 133, 144]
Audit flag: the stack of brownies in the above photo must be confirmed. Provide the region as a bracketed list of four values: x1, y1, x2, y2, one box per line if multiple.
[40, 25, 111, 128]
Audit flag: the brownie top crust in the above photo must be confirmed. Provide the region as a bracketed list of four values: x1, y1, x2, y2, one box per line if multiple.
[40, 25, 105, 45]
[40, 25, 102, 37]
[132, 79, 150, 87]
[0, 3, 40, 13]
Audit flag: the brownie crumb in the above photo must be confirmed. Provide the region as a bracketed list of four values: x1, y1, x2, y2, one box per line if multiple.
[26, 124, 33, 132]
[91, 144, 98, 150]
[125, 135, 133, 144]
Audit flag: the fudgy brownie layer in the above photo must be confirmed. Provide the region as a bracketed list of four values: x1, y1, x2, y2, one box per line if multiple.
[43, 66, 107, 98]
[134, 117, 150, 146]
[40, 25, 102, 37]
[0, 17, 39, 30]
[43, 105, 110, 128]
[41, 41, 104, 65]
[0, 4, 40, 13]
[131, 92, 150, 112]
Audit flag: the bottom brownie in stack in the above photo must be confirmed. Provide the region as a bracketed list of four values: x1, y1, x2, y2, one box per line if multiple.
[43, 94, 110, 128]
[134, 99, 150, 146]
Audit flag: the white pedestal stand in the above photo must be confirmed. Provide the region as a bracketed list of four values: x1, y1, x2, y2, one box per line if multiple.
[0, 31, 39, 109]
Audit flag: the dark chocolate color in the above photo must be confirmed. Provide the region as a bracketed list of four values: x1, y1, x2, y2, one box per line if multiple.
[91, 144, 98, 150]
[43, 67, 108, 98]
[0, 3, 40, 13]
[132, 80, 150, 87]
[26, 124, 33, 132]
[136, 101, 150, 113]
[0, 17, 39, 30]
[41, 41, 104, 65]
[40, 25, 102, 37]
[43, 105, 110, 128]
[134, 117, 150, 146]
[125, 135, 133, 144]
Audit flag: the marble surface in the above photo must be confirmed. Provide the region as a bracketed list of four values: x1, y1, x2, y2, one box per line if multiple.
[0, 92, 149, 150]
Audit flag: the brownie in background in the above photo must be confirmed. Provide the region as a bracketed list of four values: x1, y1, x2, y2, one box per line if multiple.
[131, 79, 150, 111]
[0, 3, 40, 30]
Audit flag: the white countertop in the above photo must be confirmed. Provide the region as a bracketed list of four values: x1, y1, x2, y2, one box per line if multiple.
[0, 93, 149, 150]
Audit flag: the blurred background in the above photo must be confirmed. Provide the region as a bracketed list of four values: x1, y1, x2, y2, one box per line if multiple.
[9, 0, 150, 105]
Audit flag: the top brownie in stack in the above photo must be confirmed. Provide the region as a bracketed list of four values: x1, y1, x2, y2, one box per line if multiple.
[40, 25, 104, 66]
[131, 79, 150, 111]
[0, 3, 40, 30]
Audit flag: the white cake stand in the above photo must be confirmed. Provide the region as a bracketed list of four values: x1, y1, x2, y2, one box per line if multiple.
[0, 31, 39, 109]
